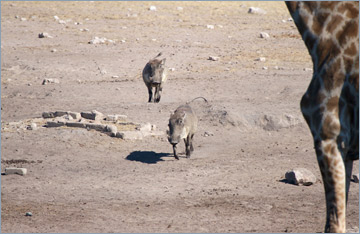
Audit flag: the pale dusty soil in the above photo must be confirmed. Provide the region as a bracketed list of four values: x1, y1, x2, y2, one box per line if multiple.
[1, 1, 358, 233]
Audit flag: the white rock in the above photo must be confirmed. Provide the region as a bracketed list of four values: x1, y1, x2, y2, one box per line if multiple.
[149, 6, 157, 11]
[262, 66, 268, 70]
[282, 20, 287, 23]
[207, 25, 215, 29]
[21, 18, 27, 21]
[112, 75, 119, 79]
[27, 123, 38, 130]
[287, 17, 293, 22]
[285, 168, 316, 186]
[5, 167, 27, 176]
[51, 49, 57, 52]
[68, 112, 81, 119]
[58, 20, 66, 24]
[38, 32, 53, 38]
[106, 125, 118, 136]
[139, 123, 152, 132]
[169, 68, 176, 72]
[177, 6, 183, 11]
[248, 7, 267, 14]
[260, 32, 270, 38]
[304, 68, 313, 72]
[208, 56, 219, 61]
[42, 78, 59, 85]
[256, 57, 266, 62]
[54, 15, 60, 20]
[116, 131, 143, 140]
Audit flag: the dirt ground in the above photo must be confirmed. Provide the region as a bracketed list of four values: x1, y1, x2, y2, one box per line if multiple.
[1, 1, 358, 233]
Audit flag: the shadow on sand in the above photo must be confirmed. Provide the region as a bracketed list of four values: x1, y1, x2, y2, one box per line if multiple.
[125, 151, 173, 164]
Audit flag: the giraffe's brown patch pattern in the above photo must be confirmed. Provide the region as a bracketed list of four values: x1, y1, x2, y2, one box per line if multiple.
[326, 14, 343, 34]
[344, 56, 356, 74]
[344, 42, 357, 56]
[320, 1, 337, 11]
[338, 2, 359, 19]
[312, 12, 330, 35]
[326, 96, 339, 113]
[337, 20, 358, 48]
[321, 115, 341, 139]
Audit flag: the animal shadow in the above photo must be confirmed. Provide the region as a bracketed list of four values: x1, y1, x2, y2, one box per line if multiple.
[125, 151, 172, 164]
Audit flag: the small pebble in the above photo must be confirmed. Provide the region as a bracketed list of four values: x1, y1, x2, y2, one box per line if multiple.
[25, 212, 32, 216]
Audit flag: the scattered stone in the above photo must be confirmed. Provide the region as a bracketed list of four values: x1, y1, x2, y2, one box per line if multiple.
[287, 17, 293, 22]
[149, 6, 157, 11]
[20, 18, 27, 21]
[208, 56, 219, 61]
[58, 20, 66, 24]
[282, 20, 287, 23]
[353, 174, 359, 183]
[248, 7, 267, 14]
[42, 112, 55, 118]
[54, 15, 60, 20]
[285, 168, 316, 186]
[80, 28, 89, 32]
[255, 57, 266, 62]
[5, 167, 27, 176]
[66, 122, 86, 128]
[38, 32, 53, 38]
[81, 110, 104, 120]
[42, 78, 59, 85]
[260, 32, 270, 38]
[139, 122, 152, 132]
[112, 75, 119, 79]
[151, 39, 157, 42]
[89, 37, 115, 44]
[177, 6, 183, 11]
[68, 112, 81, 120]
[27, 123, 38, 130]
[86, 123, 107, 132]
[106, 125, 118, 136]
[54, 111, 68, 117]
[217, 25, 223, 28]
[74, 22, 82, 25]
[262, 67, 268, 70]
[116, 131, 143, 140]
[169, 68, 176, 72]
[51, 49, 57, 52]
[46, 120, 66, 128]
[304, 68, 313, 72]
[25, 212, 32, 217]
[207, 25, 215, 29]
[204, 131, 214, 137]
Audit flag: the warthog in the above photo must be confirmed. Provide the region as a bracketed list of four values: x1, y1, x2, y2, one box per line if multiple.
[167, 104, 198, 160]
[142, 52, 168, 103]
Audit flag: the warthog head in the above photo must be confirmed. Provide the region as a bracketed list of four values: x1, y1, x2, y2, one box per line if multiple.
[148, 58, 166, 84]
[167, 112, 187, 145]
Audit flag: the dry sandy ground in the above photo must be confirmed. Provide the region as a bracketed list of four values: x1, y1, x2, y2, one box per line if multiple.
[1, 1, 358, 233]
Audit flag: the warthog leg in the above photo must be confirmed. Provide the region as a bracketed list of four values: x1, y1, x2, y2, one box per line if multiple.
[147, 86, 153, 102]
[185, 136, 191, 158]
[172, 144, 179, 160]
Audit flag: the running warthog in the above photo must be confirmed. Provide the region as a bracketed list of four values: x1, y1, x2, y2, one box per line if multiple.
[167, 104, 198, 160]
[142, 53, 168, 103]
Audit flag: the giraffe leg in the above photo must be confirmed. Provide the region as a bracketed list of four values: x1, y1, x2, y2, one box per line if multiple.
[316, 140, 346, 233]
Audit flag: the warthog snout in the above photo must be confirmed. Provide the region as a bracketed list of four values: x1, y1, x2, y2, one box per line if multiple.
[168, 105, 198, 160]
[142, 53, 168, 103]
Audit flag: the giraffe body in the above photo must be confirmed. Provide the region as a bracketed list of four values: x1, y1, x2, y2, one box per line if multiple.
[286, 1, 359, 233]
